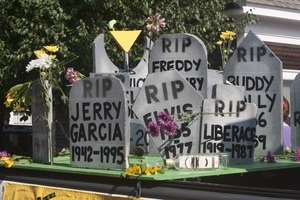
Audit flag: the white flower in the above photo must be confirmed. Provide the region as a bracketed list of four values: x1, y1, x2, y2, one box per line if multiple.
[26, 53, 53, 72]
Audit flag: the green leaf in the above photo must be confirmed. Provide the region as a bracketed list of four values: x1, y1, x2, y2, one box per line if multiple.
[158, 166, 168, 174]
[141, 163, 147, 173]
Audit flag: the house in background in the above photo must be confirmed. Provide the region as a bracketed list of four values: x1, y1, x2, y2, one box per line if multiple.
[231, 0, 300, 100]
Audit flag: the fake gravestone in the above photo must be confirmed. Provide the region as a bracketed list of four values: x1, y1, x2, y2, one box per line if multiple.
[93, 33, 150, 153]
[128, 38, 153, 153]
[291, 73, 300, 151]
[90, 72, 147, 153]
[93, 34, 120, 73]
[224, 31, 283, 156]
[31, 80, 53, 163]
[90, 73, 130, 102]
[69, 76, 129, 169]
[132, 70, 203, 159]
[200, 84, 257, 164]
[149, 33, 208, 98]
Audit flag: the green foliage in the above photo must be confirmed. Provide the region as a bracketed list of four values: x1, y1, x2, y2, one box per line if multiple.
[0, 0, 258, 127]
[0, 0, 71, 129]
[61, 0, 258, 69]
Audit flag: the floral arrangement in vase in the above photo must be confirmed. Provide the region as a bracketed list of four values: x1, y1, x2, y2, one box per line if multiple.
[4, 45, 84, 120]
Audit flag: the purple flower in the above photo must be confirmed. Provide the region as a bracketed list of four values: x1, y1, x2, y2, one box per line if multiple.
[161, 121, 178, 136]
[266, 151, 276, 163]
[146, 121, 160, 137]
[145, 13, 166, 38]
[295, 149, 300, 161]
[0, 151, 11, 158]
[158, 111, 173, 124]
[147, 111, 179, 138]
[158, 111, 178, 137]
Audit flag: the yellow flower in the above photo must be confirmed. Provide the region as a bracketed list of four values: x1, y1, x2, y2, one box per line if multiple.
[125, 167, 135, 176]
[44, 45, 59, 53]
[216, 40, 223, 46]
[34, 50, 46, 58]
[4, 92, 14, 108]
[226, 30, 236, 41]
[132, 164, 142, 175]
[14, 105, 25, 112]
[151, 165, 161, 175]
[40, 72, 47, 77]
[144, 165, 161, 175]
[48, 54, 56, 59]
[145, 166, 152, 175]
[1, 157, 14, 168]
[125, 164, 142, 176]
[220, 30, 236, 41]
[220, 32, 228, 40]
[150, 165, 161, 174]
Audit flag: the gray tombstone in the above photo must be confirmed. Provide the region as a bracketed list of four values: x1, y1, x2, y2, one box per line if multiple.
[130, 37, 151, 88]
[129, 37, 152, 153]
[200, 84, 257, 164]
[93, 35, 151, 154]
[212, 84, 245, 101]
[224, 31, 283, 156]
[31, 80, 53, 163]
[149, 33, 208, 98]
[93, 34, 120, 73]
[90, 72, 130, 102]
[291, 73, 300, 151]
[132, 70, 203, 159]
[207, 69, 224, 99]
[69, 76, 129, 169]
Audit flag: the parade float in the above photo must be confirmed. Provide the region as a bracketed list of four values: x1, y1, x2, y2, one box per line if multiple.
[1, 16, 300, 199]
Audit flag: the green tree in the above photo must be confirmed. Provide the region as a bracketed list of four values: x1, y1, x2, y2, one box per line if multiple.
[0, 0, 257, 133]
[0, 0, 72, 133]
[71, 0, 258, 69]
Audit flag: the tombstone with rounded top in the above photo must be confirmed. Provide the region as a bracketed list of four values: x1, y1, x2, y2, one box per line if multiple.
[149, 33, 208, 98]
[69, 76, 129, 169]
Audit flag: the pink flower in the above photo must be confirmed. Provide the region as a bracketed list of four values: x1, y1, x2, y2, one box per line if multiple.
[146, 121, 160, 137]
[65, 67, 79, 84]
[0, 151, 11, 158]
[295, 149, 300, 161]
[145, 13, 166, 38]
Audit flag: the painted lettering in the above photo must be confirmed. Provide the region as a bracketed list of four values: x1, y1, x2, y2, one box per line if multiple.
[227, 75, 274, 92]
[145, 80, 184, 104]
[152, 59, 202, 72]
[214, 100, 246, 117]
[70, 122, 122, 143]
[83, 78, 112, 98]
[129, 77, 146, 87]
[71, 101, 122, 121]
[237, 46, 266, 62]
[185, 77, 204, 91]
[162, 37, 191, 53]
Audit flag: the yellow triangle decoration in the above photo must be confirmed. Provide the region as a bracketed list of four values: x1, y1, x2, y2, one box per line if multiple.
[110, 30, 142, 52]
